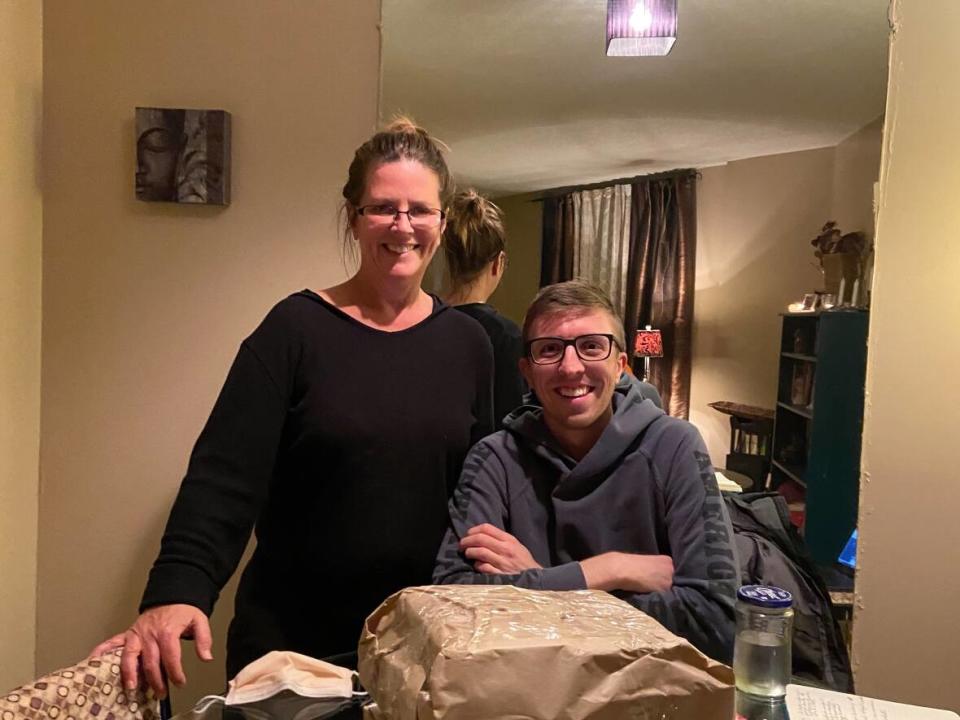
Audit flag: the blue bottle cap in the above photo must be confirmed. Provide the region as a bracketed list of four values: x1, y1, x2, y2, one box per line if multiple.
[737, 585, 793, 608]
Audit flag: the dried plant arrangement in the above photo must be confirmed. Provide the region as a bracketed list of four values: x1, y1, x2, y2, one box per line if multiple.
[811, 221, 867, 262]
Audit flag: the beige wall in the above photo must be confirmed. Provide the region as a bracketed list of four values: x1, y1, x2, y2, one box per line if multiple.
[853, 0, 960, 709]
[39, 0, 380, 703]
[691, 123, 883, 467]
[489, 192, 542, 324]
[832, 116, 885, 238]
[0, 0, 43, 692]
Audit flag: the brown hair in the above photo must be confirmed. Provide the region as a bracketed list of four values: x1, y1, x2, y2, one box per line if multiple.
[522, 280, 626, 350]
[340, 116, 453, 249]
[442, 189, 507, 286]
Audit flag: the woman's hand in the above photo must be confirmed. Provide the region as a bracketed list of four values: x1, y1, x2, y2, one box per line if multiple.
[89, 604, 213, 698]
[460, 523, 542, 574]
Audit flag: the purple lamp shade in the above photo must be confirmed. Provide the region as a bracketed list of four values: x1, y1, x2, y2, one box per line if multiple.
[606, 0, 678, 57]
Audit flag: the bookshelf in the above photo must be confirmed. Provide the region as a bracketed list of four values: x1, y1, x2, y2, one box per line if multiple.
[769, 310, 869, 564]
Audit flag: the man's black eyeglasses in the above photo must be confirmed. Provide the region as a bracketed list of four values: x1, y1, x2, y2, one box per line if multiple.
[525, 334, 622, 365]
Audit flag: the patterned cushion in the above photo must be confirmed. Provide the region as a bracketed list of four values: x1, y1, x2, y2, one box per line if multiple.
[1, 650, 159, 720]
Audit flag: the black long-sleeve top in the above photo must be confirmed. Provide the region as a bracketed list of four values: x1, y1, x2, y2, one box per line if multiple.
[452, 303, 525, 427]
[140, 291, 494, 678]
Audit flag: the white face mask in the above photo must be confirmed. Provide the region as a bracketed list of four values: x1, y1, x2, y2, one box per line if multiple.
[224, 651, 356, 706]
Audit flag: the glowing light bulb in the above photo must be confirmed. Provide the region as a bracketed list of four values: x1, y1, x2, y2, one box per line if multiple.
[629, 3, 653, 33]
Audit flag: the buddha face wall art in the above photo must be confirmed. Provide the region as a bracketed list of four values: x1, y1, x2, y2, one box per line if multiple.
[135, 107, 231, 205]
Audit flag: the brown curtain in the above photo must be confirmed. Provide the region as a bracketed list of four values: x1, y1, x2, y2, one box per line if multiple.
[623, 171, 697, 418]
[540, 195, 575, 285]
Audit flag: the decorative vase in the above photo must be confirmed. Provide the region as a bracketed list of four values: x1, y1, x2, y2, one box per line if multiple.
[821, 252, 860, 297]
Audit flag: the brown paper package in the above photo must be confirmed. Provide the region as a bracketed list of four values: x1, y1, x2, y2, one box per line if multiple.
[359, 585, 734, 720]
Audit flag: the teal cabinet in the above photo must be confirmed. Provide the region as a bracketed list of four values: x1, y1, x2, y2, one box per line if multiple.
[770, 310, 869, 564]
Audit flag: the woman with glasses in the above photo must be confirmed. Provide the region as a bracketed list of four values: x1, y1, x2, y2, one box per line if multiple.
[93, 118, 494, 695]
[442, 190, 525, 426]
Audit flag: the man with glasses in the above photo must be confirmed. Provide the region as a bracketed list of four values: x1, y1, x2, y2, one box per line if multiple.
[433, 280, 737, 662]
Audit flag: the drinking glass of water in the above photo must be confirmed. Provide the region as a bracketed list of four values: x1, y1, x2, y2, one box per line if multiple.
[733, 585, 794, 699]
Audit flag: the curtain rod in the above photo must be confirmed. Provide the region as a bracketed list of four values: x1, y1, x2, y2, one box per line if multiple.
[529, 168, 699, 202]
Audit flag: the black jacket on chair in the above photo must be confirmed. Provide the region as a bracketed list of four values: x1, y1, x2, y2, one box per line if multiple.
[724, 492, 854, 692]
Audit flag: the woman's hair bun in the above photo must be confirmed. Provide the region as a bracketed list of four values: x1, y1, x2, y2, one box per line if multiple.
[442, 189, 507, 286]
[383, 115, 422, 135]
[449, 189, 486, 227]
[382, 115, 450, 152]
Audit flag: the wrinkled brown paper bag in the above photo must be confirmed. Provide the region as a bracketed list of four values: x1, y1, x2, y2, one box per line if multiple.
[359, 585, 734, 720]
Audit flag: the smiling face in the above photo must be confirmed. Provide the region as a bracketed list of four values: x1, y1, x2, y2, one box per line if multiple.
[520, 308, 627, 458]
[351, 159, 445, 283]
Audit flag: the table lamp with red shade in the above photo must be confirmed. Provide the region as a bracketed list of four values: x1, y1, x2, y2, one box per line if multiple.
[633, 325, 663, 382]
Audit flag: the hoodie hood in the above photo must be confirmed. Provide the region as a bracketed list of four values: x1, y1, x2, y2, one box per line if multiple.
[504, 379, 665, 489]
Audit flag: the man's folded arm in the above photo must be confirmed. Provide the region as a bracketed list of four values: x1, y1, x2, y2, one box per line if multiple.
[432, 440, 586, 590]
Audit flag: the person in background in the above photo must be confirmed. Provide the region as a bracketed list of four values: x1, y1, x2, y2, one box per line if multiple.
[443, 190, 525, 426]
[93, 118, 494, 696]
[433, 280, 737, 662]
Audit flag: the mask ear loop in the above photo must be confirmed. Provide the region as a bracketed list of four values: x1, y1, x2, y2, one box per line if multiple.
[192, 695, 227, 713]
[352, 671, 369, 698]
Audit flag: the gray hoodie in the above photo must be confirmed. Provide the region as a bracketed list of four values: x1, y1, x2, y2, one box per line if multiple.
[433, 383, 738, 662]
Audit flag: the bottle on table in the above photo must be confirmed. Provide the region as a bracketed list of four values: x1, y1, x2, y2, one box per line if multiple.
[733, 585, 794, 699]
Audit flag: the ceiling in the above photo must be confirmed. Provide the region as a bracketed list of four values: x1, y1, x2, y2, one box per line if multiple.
[381, 0, 891, 196]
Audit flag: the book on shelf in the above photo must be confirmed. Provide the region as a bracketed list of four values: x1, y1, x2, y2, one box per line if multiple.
[790, 362, 814, 406]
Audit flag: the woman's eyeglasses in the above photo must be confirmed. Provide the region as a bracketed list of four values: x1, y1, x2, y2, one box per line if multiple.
[525, 334, 621, 365]
[356, 204, 445, 228]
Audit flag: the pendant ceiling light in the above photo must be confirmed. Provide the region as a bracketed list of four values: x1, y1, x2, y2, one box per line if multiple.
[606, 0, 678, 57]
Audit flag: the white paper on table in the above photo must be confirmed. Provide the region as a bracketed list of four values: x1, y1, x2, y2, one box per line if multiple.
[786, 684, 959, 720]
